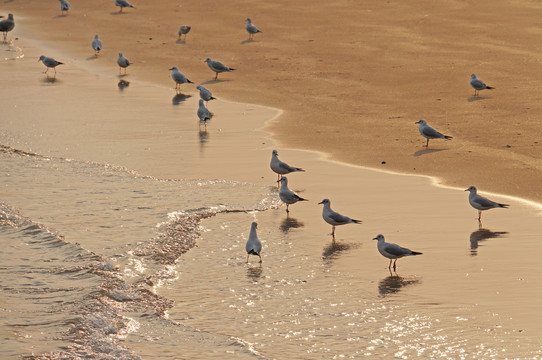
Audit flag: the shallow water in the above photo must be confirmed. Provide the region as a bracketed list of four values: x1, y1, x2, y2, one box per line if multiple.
[2, 34, 542, 360]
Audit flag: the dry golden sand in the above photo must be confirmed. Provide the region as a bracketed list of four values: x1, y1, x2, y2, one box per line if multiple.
[5, 0, 542, 201]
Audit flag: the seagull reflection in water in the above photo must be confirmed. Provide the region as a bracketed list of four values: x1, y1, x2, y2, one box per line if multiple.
[172, 93, 191, 105]
[199, 128, 209, 152]
[279, 216, 304, 233]
[470, 228, 508, 255]
[246, 263, 263, 281]
[378, 272, 420, 297]
[322, 241, 359, 264]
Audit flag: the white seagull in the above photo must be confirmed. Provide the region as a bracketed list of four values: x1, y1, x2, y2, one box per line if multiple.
[318, 198, 361, 238]
[59, 0, 70, 15]
[115, 0, 135, 12]
[245, 222, 262, 263]
[38, 55, 63, 76]
[0, 13, 15, 42]
[204, 57, 235, 80]
[373, 234, 422, 271]
[178, 25, 191, 40]
[92, 35, 102, 56]
[245, 17, 261, 40]
[465, 185, 509, 222]
[415, 119, 452, 148]
[169, 66, 193, 90]
[197, 99, 213, 123]
[117, 52, 131, 74]
[270, 149, 305, 181]
[278, 176, 307, 213]
[470, 74, 494, 96]
[196, 84, 216, 103]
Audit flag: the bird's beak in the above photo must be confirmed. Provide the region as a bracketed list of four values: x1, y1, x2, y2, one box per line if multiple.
[276, 179, 281, 183]
[464, 188, 469, 191]
[168, 68, 173, 70]
[372, 237, 378, 240]
[317, 201, 323, 205]
[415, 121, 420, 124]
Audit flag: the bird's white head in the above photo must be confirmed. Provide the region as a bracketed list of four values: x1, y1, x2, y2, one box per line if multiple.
[373, 234, 385, 241]
[251, 222, 258, 229]
[196, 85, 202, 90]
[465, 185, 477, 193]
[204, 57, 211, 63]
[471, 74, 476, 79]
[272, 149, 278, 157]
[415, 119, 427, 125]
[279, 176, 288, 185]
[318, 198, 330, 205]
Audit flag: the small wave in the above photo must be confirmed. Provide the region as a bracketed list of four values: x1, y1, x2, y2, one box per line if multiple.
[0, 41, 24, 61]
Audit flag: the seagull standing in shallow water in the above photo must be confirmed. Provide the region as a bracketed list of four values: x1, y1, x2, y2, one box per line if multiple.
[415, 119, 452, 148]
[196, 85, 216, 104]
[169, 66, 193, 90]
[373, 234, 422, 272]
[270, 149, 305, 181]
[278, 177, 307, 213]
[246, 222, 262, 263]
[197, 99, 213, 124]
[470, 74, 494, 96]
[117, 52, 131, 74]
[245, 18, 261, 40]
[38, 55, 63, 76]
[465, 185, 509, 223]
[318, 198, 361, 238]
[204, 57, 235, 80]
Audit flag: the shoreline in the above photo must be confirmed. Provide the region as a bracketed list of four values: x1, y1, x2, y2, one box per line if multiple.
[3, 9, 542, 354]
[3, 1, 542, 203]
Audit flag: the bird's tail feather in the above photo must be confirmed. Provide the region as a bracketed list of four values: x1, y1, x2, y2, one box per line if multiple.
[486, 86, 495, 89]
[352, 219, 362, 224]
[498, 203, 509, 208]
[444, 135, 453, 140]
[411, 251, 423, 255]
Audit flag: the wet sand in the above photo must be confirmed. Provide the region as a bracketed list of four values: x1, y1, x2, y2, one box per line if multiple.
[2, 2, 542, 356]
[3, 0, 542, 202]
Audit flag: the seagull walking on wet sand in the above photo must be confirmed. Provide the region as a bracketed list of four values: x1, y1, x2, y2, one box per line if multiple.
[38, 55, 63, 76]
[115, 0, 135, 12]
[415, 119, 452, 148]
[279, 177, 307, 213]
[245, 18, 261, 40]
[197, 99, 213, 123]
[178, 25, 191, 40]
[92, 35, 102, 56]
[169, 66, 193, 90]
[270, 149, 305, 181]
[246, 222, 262, 263]
[465, 185, 509, 223]
[470, 74, 494, 96]
[196, 85, 216, 104]
[373, 234, 422, 272]
[204, 57, 235, 80]
[318, 198, 361, 238]
[0, 13, 15, 42]
[117, 52, 131, 74]
[59, 0, 70, 15]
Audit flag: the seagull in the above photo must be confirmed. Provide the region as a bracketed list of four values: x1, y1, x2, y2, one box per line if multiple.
[245, 17, 261, 40]
[373, 234, 422, 272]
[59, 0, 70, 15]
[465, 185, 509, 222]
[115, 0, 135, 12]
[270, 149, 305, 181]
[38, 55, 63, 75]
[470, 74, 494, 96]
[245, 222, 262, 263]
[318, 198, 361, 238]
[117, 52, 131, 74]
[92, 35, 102, 56]
[196, 85, 216, 104]
[204, 57, 235, 80]
[178, 25, 191, 40]
[0, 14, 15, 42]
[415, 119, 452, 148]
[169, 66, 193, 90]
[197, 99, 213, 123]
[278, 176, 307, 213]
